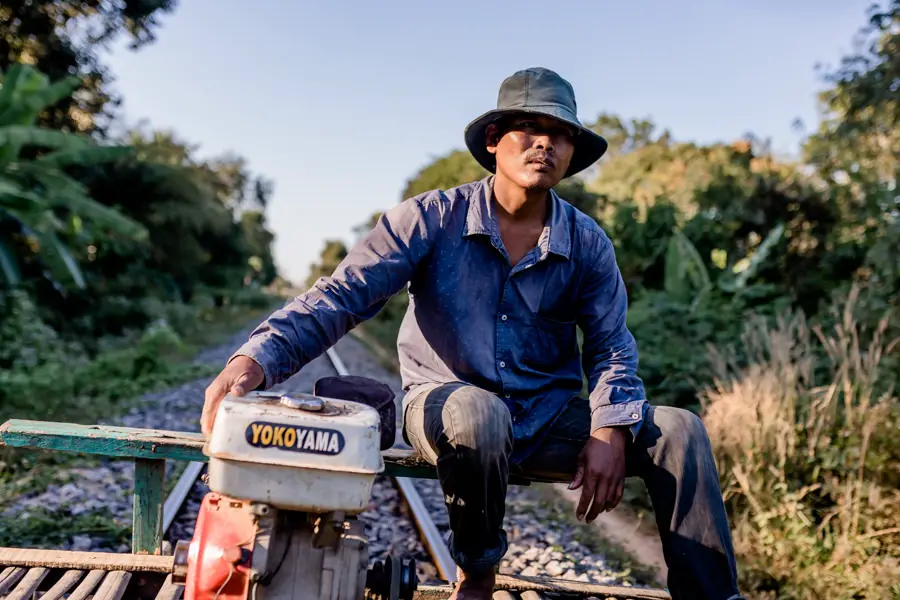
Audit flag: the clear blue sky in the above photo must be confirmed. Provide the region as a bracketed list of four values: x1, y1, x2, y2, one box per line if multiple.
[102, 0, 873, 286]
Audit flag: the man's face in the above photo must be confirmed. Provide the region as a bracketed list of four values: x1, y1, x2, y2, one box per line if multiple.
[486, 114, 576, 191]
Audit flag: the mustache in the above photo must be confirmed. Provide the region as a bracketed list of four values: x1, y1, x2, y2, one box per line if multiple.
[524, 151, 555, 166]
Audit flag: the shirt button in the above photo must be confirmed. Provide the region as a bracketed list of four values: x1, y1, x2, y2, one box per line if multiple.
[505, 393, 511, 399]
[499, 361, 506, 368]
[500, 314, 508, 321]
[631, 413, 639, 419]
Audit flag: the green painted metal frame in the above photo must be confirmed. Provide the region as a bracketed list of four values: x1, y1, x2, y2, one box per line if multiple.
[0, 419, 564, 555]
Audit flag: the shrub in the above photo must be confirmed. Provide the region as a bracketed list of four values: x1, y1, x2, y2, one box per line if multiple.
[701, 287, 900, 599]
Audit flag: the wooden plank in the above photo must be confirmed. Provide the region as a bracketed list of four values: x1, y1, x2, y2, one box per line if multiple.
[493, 574, 672, 599]
[133, 458, 166, 555]
[0, 419, 570, 484]
[155, 574, 184, 600]
[0, 548, 174, 573]
[383, 448, 567, 485]
[0, 420, 205, 462]
[93, 571, 132, 600]
[68, 569, 107, 600]
[38, 569, 85, 600]
[0, 567, 26, 594]
[7, 566, 48, 600]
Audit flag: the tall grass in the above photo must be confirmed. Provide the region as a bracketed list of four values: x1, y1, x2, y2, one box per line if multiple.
[701, 286, 900, 599]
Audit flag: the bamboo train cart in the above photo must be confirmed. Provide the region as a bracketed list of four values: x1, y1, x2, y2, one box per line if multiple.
[0, 399, 671, 600]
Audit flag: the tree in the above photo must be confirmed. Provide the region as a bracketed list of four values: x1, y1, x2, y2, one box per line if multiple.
[0, 64, 146, 290]
[801, 0, 900, 325]
[804, 0, 899, 236]
[78, 127, 276, 300]
[305, 240, 348, 288]
[402, 150, 489, 200]
[1, 0, 177, 133]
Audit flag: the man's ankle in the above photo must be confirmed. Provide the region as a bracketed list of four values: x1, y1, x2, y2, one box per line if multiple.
[449, 567, 495, 600]
[457, 567, 496, 583]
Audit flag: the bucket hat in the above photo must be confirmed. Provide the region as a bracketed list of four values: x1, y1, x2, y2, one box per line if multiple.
[464, 67, 608, 178]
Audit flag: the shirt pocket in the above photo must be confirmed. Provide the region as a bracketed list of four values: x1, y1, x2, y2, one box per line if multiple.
[522, 314, 579, 372]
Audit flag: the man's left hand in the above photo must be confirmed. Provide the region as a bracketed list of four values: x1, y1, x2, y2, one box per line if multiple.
[569, 426, 627, 522]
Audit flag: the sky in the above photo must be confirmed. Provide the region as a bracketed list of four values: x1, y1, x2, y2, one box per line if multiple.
[102, 0, 874, 286]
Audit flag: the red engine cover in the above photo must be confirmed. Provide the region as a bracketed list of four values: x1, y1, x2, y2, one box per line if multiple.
[183, 492, 258, 600]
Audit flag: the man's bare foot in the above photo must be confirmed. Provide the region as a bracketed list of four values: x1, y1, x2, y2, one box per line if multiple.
[447, 567, 495, 600]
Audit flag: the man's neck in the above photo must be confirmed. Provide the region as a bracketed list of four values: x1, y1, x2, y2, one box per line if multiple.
[492, 174, 550, 224]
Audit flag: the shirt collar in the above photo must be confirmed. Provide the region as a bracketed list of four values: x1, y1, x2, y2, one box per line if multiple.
[463, 176, 572, 260]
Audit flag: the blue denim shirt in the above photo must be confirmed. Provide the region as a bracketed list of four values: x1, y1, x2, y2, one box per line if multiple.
[232, 176, 648, 463]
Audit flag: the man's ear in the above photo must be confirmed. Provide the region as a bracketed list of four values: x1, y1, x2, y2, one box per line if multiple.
[485, 123, 500, 155]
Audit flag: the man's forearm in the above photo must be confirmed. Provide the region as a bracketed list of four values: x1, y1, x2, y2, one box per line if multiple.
[583, 328, 648, 440]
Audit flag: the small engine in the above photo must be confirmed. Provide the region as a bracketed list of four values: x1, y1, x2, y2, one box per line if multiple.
[173, 390, 417, 600]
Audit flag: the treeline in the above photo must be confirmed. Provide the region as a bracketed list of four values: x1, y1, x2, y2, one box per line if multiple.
[307, 3, 900, 598]
[0, 1, 280, 425]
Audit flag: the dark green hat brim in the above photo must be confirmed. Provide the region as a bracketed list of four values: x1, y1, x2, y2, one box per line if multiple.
[464, 105, 608, 178]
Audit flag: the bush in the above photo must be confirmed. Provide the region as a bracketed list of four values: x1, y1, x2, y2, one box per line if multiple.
[627, 289, 790, 411]
[701, 287, 900, 599]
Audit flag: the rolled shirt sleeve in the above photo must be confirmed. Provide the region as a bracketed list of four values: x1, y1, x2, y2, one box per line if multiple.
[577, 232, 648, 438]
[230, 196, 436, 389]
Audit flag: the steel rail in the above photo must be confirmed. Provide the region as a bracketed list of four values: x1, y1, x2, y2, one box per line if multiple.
[323, 347, 458, 584]
[161, 461, 205, 536]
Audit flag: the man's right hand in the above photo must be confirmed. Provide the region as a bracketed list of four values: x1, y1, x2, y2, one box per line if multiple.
[201, 355, 265, 436]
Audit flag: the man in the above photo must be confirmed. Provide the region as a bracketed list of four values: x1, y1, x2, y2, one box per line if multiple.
[202, 67, 744, 600]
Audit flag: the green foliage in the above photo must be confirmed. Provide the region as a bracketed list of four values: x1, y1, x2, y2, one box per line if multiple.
[45, 126, 278, 345]
[804, 1, 900, 226]
[1, 0, 177, 134]
[605, 201, 679, 295]
[0, 290, 205, 424]
[702, 293, 900, 599]
[0, 64, 147, 289]
[305, 239, 348, 288]
[0, 507, 130, 549]
[0, 288, 278, 474]
[626, 290, 787, 411]
[402, 150, 489, 199]
[663, 229, 711, 305]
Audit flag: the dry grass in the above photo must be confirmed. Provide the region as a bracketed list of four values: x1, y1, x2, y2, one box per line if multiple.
[700, 285, 900, 599]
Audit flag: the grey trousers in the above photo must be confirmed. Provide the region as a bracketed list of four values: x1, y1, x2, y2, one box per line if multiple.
[402, 382, 744, 600]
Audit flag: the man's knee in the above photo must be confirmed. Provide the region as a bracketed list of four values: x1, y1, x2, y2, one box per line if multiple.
[651, 406, 712, 455]
[426, 383, 513, 458]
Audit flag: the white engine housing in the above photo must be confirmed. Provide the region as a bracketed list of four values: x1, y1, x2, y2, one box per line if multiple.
[205, 391, 384, 513]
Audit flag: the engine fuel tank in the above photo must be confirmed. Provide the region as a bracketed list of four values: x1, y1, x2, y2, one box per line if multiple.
[204, 391, 384, 513]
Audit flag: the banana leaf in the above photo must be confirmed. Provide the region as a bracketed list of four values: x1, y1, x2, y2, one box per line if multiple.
[17, 77, 82, 124]
[36, 229, 86, 289]
[0, 237, 21, 285]
[0, 64, 28, 112]
[11, 211, 85, 289]
[0, 126, 92, 152]
[664, 229, 711, 305]
[34, 145, 133, 168]
[0, 178, 50, 211]
[20, 167, 147, 240]
[719, 223, 786, 292]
